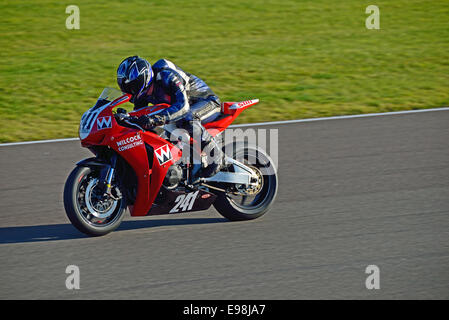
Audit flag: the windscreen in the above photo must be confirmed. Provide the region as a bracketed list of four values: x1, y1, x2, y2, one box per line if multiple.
[79, 87, 124, 140]
[98, 87, 125, 102]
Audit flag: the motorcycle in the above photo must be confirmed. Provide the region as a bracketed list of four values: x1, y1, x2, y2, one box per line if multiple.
[63, 87, 278, 236]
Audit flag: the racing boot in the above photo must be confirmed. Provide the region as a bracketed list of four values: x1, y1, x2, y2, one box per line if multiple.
[187, 119, 225, 184]
[201, 137, 225, 178]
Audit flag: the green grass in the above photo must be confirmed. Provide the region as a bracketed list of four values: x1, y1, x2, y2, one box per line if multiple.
[0, 0, 448, 142]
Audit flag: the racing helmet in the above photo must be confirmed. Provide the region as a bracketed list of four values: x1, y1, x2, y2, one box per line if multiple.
[117, 56, 153, 98]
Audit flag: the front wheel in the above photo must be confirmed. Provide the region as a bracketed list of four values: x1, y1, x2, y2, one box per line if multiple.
[63, 166, 126, 236]
[213, 143, 278, 221]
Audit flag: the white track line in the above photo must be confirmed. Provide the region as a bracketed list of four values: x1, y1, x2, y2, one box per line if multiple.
[1, 107, 449, 147]
[0, 137, 79, 147]
[230, 107, 449, 128]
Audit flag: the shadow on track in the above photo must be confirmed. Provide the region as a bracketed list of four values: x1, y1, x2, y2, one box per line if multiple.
[0, 217, 227, 244]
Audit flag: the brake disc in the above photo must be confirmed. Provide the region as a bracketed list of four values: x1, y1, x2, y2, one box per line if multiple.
[84, 178, 118, 219]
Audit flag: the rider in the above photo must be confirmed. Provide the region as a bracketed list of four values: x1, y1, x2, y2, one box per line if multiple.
[116, 56, 225, 179]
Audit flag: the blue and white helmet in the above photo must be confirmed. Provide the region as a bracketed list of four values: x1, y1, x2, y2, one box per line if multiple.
[117, 56, 153, 97]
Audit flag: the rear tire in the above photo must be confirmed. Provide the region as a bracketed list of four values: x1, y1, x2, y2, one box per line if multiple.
[63, 166, 126, 236]
[213, 143, 278, 221]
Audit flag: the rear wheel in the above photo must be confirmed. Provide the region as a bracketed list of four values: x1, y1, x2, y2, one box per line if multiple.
[213, 143, 278, 221]
[63, 166, 126, 236]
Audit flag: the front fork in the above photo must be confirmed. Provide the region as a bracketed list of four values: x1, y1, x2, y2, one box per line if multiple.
[98, 154, 121, 200]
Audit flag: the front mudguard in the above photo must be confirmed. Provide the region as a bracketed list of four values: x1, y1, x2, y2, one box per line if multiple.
[75, 157, 112, 187]
[76, 157, 110, 168]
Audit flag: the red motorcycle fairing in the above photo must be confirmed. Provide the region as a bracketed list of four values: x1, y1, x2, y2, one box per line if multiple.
[110, 129, 181, 216]
[148, 188, 217, 215]
[79, 88, 258, 217]
[127, 103, 171, 118]
[203, 99, 260, 136]
[79, 92, 180, 217]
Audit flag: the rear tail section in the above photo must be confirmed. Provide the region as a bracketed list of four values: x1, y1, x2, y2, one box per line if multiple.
[221, 99, 259, 115]
[204, 99, 260, 135]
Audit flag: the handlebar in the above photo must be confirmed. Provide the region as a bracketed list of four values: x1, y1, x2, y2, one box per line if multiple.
[114, 113, 145, 131]
[123, 119, 145, 132]
[114, 107, 165, 133]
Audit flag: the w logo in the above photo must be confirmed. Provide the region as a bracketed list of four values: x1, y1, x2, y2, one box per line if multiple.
[97, 116, 112, 130]
[155, 144, 173, 165]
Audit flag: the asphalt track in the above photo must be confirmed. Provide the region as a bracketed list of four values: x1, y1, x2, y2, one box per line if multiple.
[0, 110, 448, 299]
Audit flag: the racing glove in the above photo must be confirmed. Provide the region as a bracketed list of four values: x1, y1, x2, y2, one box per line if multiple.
[130, 114, 166, 130]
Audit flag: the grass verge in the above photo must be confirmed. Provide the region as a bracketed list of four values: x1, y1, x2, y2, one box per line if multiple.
[0, 0, 448, 142]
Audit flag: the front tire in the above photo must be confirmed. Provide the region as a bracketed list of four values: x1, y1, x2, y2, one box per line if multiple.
[213, 143, 278, 221]
[63, 166, 126, 236]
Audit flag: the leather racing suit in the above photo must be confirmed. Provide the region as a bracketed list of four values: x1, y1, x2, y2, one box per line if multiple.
[131, 59, 224, 179]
